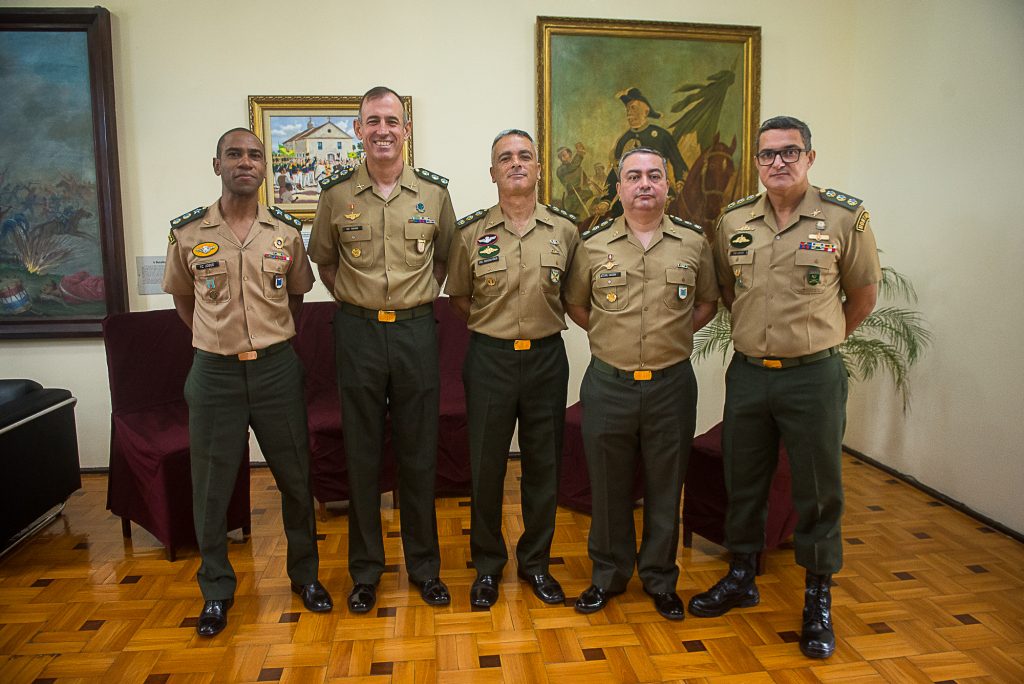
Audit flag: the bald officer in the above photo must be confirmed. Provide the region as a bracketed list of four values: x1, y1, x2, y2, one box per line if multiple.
[445, 129, 580, 609]
[687, 116, 881, 660]
[163, 127, 332, 638]
[307, 86, 456, 613]
[564, 147, 718, 620]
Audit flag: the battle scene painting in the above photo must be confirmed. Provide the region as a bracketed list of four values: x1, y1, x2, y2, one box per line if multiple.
[0, 8, 125, 337]
[537, 17, 761, 239]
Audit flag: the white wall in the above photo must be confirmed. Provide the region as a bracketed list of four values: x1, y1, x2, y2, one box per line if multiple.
[2, 0, 1020, 532]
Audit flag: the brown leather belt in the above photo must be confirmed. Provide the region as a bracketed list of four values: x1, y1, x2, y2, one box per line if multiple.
[735, 347, 838, 369]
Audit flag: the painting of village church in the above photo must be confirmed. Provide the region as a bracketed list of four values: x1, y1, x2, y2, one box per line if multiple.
[249, 96, 413, 220]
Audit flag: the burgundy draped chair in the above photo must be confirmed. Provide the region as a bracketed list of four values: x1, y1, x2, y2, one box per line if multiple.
[102, 309, 250, 561]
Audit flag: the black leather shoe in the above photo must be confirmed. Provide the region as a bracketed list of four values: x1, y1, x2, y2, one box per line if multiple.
[688, 553, 760, 618]
[291, 580, 333, 613]
[196, 598, 233, 637]
[574, 584, 621, 614]
[418, 577, 451, 606]
[347, 583, 377, 613]
[645, 588, 685, 620]
[800, 573, 836, 659]
[517, 571, 565, 604]
[470, 575, 500, 608]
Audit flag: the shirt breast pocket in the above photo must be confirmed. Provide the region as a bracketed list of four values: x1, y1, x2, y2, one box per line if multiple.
[729, 252, 754, 292]
[339, 224, 374, 269]
[193, 263, 230, 303]
[594, 271, 627, 311]
[404, 222, 435, 267]
[792, 249, 836, 294]
[540, 251, 566, 293]
[474, 256, 508, 298]
[664, 267, 696, 310]
[262, 256, 289, 300]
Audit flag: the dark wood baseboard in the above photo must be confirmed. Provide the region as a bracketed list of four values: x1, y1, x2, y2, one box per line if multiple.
[844, 444, 1022, 543]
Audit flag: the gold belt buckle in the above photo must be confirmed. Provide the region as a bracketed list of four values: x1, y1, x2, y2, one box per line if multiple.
[633, 370, 652, 381]
[513, 339, 531, 351]
[377, 310, 397, 323]
[762, 359, 783, 369]
[237, 350, 258, 361]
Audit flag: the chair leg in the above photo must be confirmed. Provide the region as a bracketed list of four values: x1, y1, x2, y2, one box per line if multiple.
[166, 546, 176, 563]
[121, 517, 131, 539]
[241, 525, 251, 538]
[755, 551, 766, 576]
[317, 499, 326, 522]
[391, 489, 400, 509]
[682, 527, 693, 548]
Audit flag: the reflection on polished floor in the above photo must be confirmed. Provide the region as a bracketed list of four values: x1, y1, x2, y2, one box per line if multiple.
[1, 454, 1022, 682]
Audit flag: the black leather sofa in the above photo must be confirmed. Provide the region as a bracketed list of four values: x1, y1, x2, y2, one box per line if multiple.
[0, 379, 81, 555]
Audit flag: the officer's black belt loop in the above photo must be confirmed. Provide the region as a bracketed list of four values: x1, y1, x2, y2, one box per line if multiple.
[470, 332, 560, 351]
[196, 340, 291, 362]
[338, 302, 433, 323]
[590, 356, 688, 381]
[735, 347, 838, 370]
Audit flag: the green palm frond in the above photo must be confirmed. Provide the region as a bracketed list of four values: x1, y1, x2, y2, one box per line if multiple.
[693, 256, 930, 412]
[692, 307, 733, 363]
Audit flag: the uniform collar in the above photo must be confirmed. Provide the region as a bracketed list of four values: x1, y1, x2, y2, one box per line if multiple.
[608, 213, 673, 244]
[200, 201, 275, 228]
[482, 202, 550, 234]
[754, 185, 821, 222]
[349, 162, 414, 195]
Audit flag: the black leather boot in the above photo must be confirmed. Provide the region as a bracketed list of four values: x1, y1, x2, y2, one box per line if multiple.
[800, 572, 835, 659]
[687, 552, 759, 617]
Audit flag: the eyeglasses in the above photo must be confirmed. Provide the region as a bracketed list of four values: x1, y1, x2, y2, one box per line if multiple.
[755, 147, 808, 166]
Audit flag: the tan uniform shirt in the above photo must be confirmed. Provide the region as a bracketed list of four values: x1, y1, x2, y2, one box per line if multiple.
[162, 202, 314, 355]
[444, 202, 580, 339]
[564, 215, 718, 370]
[307, 164, 456, 310]
[714, 185, 882, 358]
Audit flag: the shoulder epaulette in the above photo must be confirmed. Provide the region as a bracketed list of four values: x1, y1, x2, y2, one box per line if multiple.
[456, 209, 487, 229]
[668, 215, 703, 234]
[319, 167, 354, 191]
[581, 218, 613, 240]
[721, 193, 761, 213]
[415, 167, 449, 187]
[270, 206, 302, 230]
[820, 188, 863, 210]
[544, 203, 577, 223]
[169, 206, 207, 229]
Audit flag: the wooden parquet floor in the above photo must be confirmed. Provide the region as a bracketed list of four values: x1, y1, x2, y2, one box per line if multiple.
[1, 454, 1023, 683]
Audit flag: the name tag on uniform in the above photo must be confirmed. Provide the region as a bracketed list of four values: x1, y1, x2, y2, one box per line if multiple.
[599, 271, 621, 278]
[477, 256, 499, 265]
[343, 225, 364, 232]
[195, 261, 220, 270]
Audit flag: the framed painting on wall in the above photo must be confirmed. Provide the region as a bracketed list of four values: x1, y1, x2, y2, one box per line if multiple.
[248, 95, 415, 222]
[537, 16, 760, 237]
[0, 7, 127, 338]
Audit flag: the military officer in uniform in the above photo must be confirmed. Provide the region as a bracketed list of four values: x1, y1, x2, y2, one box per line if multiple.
[564, 148, 718, 620]
[687, 116, 881, 660]
[445, 129, 580, 609]
[594, 88, 689, 219]
[163, 127, 332, 638]
[307, 86, 455, 613]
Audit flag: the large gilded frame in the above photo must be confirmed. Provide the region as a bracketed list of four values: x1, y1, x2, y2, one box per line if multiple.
[248, 95, 414, 221]
[537, 16, 760, 234]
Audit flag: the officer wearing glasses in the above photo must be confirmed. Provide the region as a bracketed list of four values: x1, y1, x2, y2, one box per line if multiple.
[688, 116, 881, 659]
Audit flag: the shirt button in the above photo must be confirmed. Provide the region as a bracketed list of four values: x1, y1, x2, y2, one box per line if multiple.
[386, 236, 390, 240]
[770, 265, 776, 269]
[775, 235, 781, 240]
[643, 306, 648, 311]
[521, 264, 526, 269]
[521, 291, 526, 295]
[243, 276, 248, 281]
